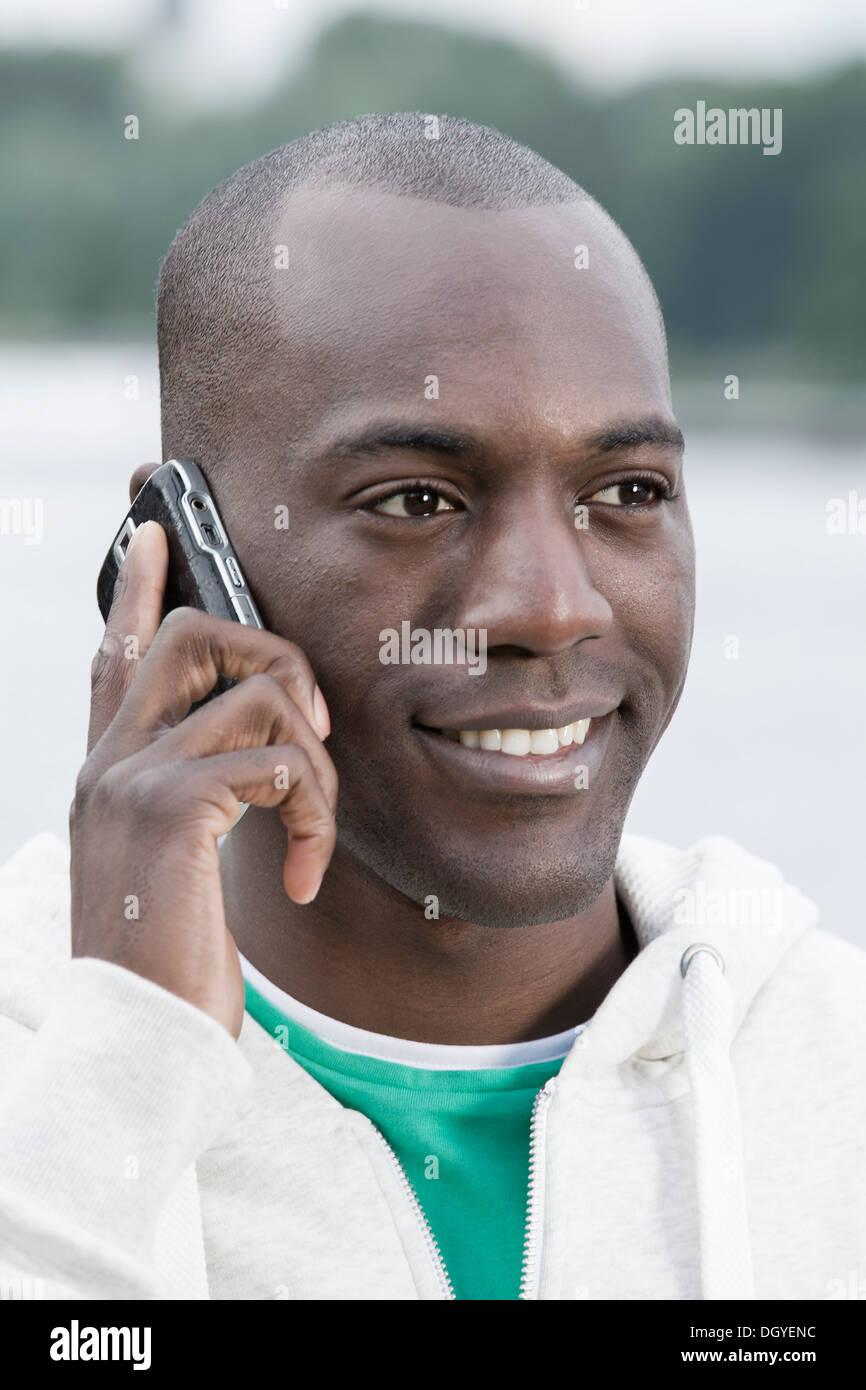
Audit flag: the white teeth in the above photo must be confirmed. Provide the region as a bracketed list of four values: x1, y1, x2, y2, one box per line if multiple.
[441, 720, 593, 757]
[502, 729, 532, 756]
[529, 729, 559, 755]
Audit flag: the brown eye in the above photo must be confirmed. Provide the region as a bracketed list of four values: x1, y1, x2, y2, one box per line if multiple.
[373, 487, 456, 517]
[589, 478, 668, 507]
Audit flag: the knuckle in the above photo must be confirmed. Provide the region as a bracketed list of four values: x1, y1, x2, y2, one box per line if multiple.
[81, 760, 168, 826]
[70, 752, 199, 846]
[316, 809, 338, 856]
[288, 742, 314, 777]
[272, 640, 308, 670]
[274, 743, 314, 792]
[299, 757, 336, 828]
[90, 630, 123, 692]
[313, 750, 338, 809]
[158, 604, 201, 641]
[72, 760, 96, 803]
[245, 670, 287, 704]
[104, 560, 130, 615]
[87, 761, 130, 814]
[227, 673, 282, 738]
[121, 764, 180, 824]
[71, 758, 104, 816]
[281, 732, 337, 811]
[239, 673, 305, 743]
[270, 650, 315, 697]
[68, 765, 118, 831]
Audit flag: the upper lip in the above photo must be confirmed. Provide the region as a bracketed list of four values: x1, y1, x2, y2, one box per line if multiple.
[416, 704, 620, 732]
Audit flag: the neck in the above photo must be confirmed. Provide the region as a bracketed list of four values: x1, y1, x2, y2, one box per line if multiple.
[220, 806, 638, 1045]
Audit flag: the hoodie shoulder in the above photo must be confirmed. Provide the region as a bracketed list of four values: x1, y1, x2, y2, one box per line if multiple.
[618, 830, 803, 885]
[0, 830, 69, 881]
[0, 831, 71, 970]
[760, 922, 866, 1017]
[618, 826, 865, 996]
[616, 831, 817, 938]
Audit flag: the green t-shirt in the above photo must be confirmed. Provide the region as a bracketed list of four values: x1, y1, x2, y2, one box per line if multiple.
[243, 976, 568, 1300]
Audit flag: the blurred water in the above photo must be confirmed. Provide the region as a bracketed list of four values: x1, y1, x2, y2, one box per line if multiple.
[1, 344, 863, 943]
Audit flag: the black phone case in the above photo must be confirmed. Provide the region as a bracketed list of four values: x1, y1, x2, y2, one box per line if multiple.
[97, 461, 260, 707]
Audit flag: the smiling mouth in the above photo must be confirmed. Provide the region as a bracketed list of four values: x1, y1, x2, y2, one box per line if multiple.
[430, 720, 591, 758]
[414, 711, 616, 794]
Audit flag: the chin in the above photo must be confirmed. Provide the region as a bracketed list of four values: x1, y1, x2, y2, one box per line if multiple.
[429, 850, 619, 928]
[344, 815, 624, 929]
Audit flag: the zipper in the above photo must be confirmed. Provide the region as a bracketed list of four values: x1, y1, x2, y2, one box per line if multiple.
[371, 1073, 558, 1303]
[371, 1127, 457, 1300]
[518, 1075, 558, 1299]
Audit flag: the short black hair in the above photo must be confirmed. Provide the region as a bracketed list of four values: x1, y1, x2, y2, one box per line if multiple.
[156, 112, 662, 461]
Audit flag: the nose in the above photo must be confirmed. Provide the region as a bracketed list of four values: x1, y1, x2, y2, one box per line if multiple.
[454, 492, 613, 656]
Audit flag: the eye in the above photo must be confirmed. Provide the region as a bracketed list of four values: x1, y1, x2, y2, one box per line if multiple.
[587, 476, 672, 507]
[368, 486, 457, 518]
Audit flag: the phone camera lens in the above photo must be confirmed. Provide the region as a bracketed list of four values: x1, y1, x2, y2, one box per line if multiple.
[191, 495, 207, 511]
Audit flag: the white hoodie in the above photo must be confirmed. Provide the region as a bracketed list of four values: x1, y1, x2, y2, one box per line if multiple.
[0, 828, 863, 1301]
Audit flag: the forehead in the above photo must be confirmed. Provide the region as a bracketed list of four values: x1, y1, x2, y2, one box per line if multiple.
[259, 185, 670, 445]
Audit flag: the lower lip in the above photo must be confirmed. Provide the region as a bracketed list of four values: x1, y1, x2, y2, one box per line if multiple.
[414, 713, 616, 796]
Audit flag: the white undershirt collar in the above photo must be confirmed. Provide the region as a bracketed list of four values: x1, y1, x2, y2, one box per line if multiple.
[239, 951, 586, 1070]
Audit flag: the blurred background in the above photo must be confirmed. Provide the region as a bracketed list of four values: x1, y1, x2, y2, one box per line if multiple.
[0, 0, 863, 941]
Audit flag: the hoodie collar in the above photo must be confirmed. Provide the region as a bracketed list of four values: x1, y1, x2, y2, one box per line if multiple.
[554, 832, 817, 1085]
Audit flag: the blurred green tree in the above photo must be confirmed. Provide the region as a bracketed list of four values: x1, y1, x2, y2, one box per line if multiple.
[0, 17, 862, 378]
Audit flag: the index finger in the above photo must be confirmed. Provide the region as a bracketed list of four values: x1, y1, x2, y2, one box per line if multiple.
[87, 520, 168, 753]
[113, 606, 328, 742]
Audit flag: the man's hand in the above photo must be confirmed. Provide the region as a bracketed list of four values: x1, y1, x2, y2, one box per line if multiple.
[69, 520, 337, 1039]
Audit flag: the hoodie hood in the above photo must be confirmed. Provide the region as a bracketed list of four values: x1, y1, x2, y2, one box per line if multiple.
[574, 831, 816, 1079]
[541, 832, 818, 1301]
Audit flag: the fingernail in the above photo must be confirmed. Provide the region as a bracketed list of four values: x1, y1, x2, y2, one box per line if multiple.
[125, 520, 154, 558]
[291, 860, 324, 904]
[312, 685, 330, 740]
[298, 873, 324, 905]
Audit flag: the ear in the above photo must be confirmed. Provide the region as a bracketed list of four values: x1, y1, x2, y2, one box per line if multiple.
[128, 462, 157, 503]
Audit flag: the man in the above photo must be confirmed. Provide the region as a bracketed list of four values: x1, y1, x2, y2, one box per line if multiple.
[0, 113, 863, 1302]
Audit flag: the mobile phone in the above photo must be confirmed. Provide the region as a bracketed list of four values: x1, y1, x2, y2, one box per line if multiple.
[96, 459, 264, 706]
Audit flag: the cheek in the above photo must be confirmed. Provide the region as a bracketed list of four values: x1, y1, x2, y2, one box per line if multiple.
[641, 545, 696, 713]
[599, 525, 695, 706]
[662, 523, 697, 662]
[247, 533, 414, 725]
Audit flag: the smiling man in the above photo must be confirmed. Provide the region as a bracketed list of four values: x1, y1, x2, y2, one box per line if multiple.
[0, 114, 863, 1304]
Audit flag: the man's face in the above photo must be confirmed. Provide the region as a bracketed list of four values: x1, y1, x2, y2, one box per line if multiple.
[206, 186, 695, 927]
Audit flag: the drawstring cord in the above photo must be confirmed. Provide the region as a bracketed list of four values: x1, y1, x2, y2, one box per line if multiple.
[681, 944, 755, 1300]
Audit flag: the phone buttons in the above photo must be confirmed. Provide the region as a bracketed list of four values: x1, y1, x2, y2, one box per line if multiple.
[225, 556, 244, 587]
[113, 517, 137, 569]
[231, 594, 257, 625]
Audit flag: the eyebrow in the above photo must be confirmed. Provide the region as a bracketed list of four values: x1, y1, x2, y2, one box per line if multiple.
[319, 416, 684, 462]
[323, 424, 478, 460]
[585, 419, 685, 453]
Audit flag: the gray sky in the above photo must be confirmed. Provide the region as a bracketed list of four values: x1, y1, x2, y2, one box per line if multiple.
[2, 0, 865, 106]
